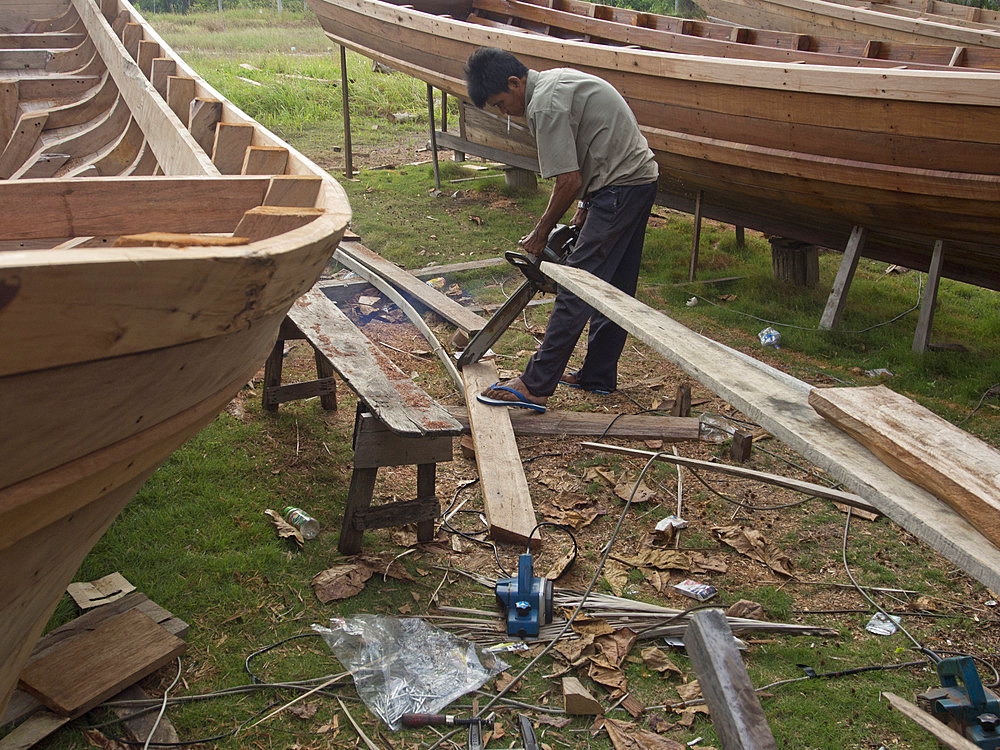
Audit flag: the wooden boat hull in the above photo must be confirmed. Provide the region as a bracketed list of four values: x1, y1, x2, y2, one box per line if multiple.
[0, 0, 350, 717]
[693, 0, 1000, 49]
[309, 0, 1000, 291]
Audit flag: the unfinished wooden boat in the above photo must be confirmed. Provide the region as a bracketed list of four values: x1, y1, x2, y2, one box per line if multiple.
[309, 0, 1000, 293]
[693, 0, 1000, 50]
[0, 0, 350, 718]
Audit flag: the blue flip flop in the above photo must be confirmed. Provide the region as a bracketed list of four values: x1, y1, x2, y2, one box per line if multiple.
[476, 383, 547, 413]
[559, 372, 612, 395]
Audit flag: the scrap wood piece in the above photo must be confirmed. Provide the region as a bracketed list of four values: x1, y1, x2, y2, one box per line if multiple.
[18, 609, 186, 717]
[683, 608, 778, 750]
[581, 441, 880, 515]
[881, 691, 980, 750]
[809, 385, 1000, 548]
[540, 261, 1000, 593]
[461, 360, 537, 546]
[287, 287, 460, 437]
[446, 407, 701, 441]
[112, 685, 179, 745]
[0, 710, 69, 750]
[563, 676, 603, 715]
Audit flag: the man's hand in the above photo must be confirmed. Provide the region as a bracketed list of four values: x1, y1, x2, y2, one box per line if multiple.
[519, 228, 547, 257]
[572, 205, 588, 228]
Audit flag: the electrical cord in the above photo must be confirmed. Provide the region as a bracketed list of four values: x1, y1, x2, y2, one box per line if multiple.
[245, 632, 323, 683]
[526, 521, 578, 580]
[144, 657, 182, 750]
[684, 464, 816, 512]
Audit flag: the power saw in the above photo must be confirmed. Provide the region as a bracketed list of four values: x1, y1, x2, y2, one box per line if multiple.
[457, 223, 579, 368]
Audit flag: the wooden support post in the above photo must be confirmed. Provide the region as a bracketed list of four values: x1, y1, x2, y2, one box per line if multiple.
[314, 349, 337, 410]
[819, 225, 867, 330]
[340, 45, 353, 179]
[689, 189, 703, 282]
[427, 83, 441, 191]
[150, 57, 176, 99]
[261, 337, 284, 412]
[670, 383, 691, 417]
[770, 238, 818, 288]
[735, 225, 745, 249]
[730, 429, 753, 463]
[416, 463, 436, 542]
[912, 240, 944, 354]
[503, 167, 537, 191]
[339, 467, 377, 555]
[684, 608, 778, 750]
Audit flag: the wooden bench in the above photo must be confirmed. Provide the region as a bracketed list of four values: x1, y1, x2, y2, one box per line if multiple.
[262, 285, 462, 554]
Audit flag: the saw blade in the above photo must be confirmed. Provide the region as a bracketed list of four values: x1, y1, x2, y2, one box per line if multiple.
[457, 279, 537, 368]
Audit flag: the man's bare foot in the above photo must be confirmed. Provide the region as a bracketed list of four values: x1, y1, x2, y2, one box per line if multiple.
[479, 377, 547, 407]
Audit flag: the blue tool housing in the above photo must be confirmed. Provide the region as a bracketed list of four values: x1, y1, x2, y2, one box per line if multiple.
[923, 656, 1000, 749]
[495, 554, 553, 638]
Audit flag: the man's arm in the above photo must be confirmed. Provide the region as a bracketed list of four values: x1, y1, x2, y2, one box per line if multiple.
[519, 170, 582, 256]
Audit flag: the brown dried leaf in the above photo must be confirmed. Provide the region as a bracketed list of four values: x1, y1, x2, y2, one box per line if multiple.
[673, 705, 710, 726]
[726, 599, 765, 620]
[640, 646, 683, 675]
[495, 672, 519, 693]
[620, 549, 692, 571]
[569, 614, 616, 637]
[712, 525, 794, 577]
[311, 563, 373, 603]
[287, 701, 320, 719]
[604, 558, 630, 597]
[643, 570, 669, 594]
[597, 628, 638, 668]
[588, 659, 627, 692]
[646, 713, 677, 733]
[691, 553, 729, 575]
[604, 717, 685, 750]
[675, 680, 702, 702]
[536, 715, 572, 728]
[264, 508, 303, 548]
[584, 466, 616, 487]
[553, 633, 596, 665]
[614, 475, 657, 503]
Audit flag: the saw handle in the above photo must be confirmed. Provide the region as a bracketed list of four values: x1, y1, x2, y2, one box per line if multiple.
[505, 250, 548, 287]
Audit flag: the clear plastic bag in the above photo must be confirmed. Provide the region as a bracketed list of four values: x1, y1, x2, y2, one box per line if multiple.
[313, 615, 508, 730]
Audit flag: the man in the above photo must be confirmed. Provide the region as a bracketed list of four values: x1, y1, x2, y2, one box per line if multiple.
[464, 47, 658, 413]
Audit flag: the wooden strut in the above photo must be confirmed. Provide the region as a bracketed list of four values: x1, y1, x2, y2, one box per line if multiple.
[912, 239, 944, 353]
[427, 83, 441, 190]
[819, 225, 867, 330]
[340, 45, 353, 179]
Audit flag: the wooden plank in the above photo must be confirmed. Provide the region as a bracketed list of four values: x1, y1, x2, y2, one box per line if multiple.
[0, 176, 269, 240]
[113, 232, 250, 247]
[461, 360, 537, 546]
[683, 608, 778, 750]
[581, 441, 880, 513]
[232, 206, 324, 243]
[539, 261, 1000, 592]
[353, 412, 453, 468]
[136, 39, 160, 78]
[912, 239, 944, 353]
[809, 385, 1000, 548]
[70, 0, 216, 176]
[287, 287, 461, 436]
[149, 56, 175, 98]
[881, 691, 980, 750]
[263, 175, 323, 207]
[316, 256, 505, 303]
[210, 121, 254, 175]
[165, 74, 195, 126]
[120, 22, 143, 60]
[241, 145, 288, 175]
[18, 609, 186, 717]
[187, 97, 223, 154]
[445, 406, 701, 441]
[0, 111, 46, 179]
[338, 240, 487, 334]
[819, 225, 867, 330]
[0, 710, 70, 750]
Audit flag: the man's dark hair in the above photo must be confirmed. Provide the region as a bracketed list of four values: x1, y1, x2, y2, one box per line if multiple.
[464, 47, 528, 108]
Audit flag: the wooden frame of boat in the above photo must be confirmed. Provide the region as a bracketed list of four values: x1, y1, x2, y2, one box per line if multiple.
[0, 0, 350, 717]
[309, 0, 1000, 294]
[693, 0, 1000, 49]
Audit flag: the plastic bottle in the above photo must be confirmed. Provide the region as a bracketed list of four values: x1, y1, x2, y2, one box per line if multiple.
[283, 506, 320, 540]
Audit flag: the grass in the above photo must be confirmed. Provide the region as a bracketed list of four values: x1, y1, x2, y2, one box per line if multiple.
[8, 8, 1000, 750]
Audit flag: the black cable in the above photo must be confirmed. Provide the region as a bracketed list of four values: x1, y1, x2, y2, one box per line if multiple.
[685, 464, 816, 511]
[245, 632, 322, 684]
[526, 521, 578, 580]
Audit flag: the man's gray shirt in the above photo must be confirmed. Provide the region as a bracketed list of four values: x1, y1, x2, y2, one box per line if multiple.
[524, 68, 658, 196]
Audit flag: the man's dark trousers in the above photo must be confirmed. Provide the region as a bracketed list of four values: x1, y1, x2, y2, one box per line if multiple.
[521, 180, 658, 397]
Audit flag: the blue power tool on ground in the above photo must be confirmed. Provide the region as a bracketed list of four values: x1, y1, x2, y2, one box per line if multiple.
[918, 656, 1000, 749]
[495, 553, 553, 639]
